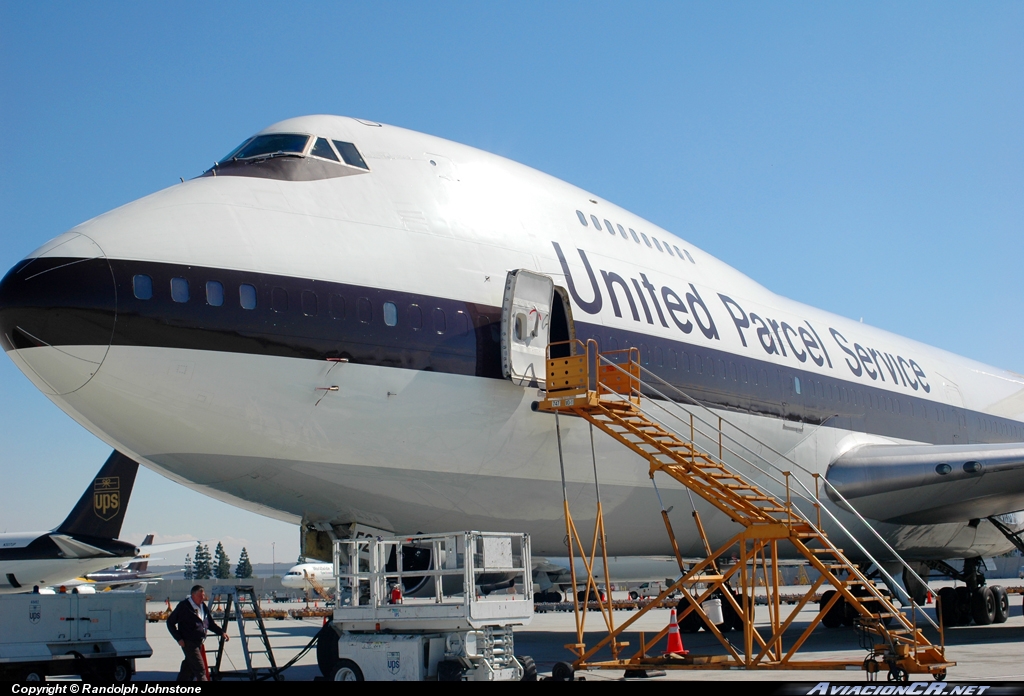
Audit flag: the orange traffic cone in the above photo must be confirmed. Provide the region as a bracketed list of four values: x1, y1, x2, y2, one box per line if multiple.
[664, 608, 689, 655]
[926, 591, 933, 605]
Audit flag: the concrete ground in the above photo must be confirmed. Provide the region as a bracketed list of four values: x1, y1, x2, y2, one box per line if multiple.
[131, 587, 1024, 682]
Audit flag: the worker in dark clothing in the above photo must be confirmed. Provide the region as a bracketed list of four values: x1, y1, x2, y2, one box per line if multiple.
[166, 585, 230, 681]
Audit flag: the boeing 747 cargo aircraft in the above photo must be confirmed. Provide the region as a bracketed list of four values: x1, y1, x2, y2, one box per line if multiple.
[1, 115, 1021, 624]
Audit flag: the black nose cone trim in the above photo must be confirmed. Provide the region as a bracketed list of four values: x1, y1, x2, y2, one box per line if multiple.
[0, 256, 117, 353]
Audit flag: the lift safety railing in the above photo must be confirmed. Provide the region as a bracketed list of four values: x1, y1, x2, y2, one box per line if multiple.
[593, 345, 942, 635]
[539, 338, 951, 676]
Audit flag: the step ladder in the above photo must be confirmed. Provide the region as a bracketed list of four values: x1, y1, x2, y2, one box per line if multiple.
[209, 585, 282, 681]
[537, 339, 953, 680]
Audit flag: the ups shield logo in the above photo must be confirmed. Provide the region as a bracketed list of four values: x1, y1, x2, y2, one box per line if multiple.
[93, 476, 120, 521]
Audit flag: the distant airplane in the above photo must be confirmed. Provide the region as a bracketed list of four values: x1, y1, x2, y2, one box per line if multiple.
[281, 561, 333, 593]
[0, 452, 139, 592]
[1, 116, 1022, 626]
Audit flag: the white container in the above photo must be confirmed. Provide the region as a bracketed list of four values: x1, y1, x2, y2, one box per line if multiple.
[701, 597, 724, 625]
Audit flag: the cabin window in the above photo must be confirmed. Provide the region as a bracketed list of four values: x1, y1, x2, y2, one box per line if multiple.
[673, 245, 684, 259]
[665, 244, 675, 257]
[383, 302, 398, 326]
[652, 237, 663, 252]
[433, 308, 446, 334]
[206, 281, 224, 307]
[628, 228, 640, 244]
[239, 284, 257, 310]
[609, 220, 625, 239]
[171, 277, 189, 303]
[301, 290, 318, 316]
[684, 249, 695, 263]
[590, 215, 603, 231]
[655, 346, 664, 367]
[310, 137, 339, 162]
[133, 274, 153, 300]
[640, 343, 649, 365]
[640, 232, 652, 248]
[454, 311, 469, 335]
[794, 377, 802, 395]
[358, 297, 372, 323]
[272, 287, 288, 312]
[329, 294, 345, 319]
[332, 141, 369, 170]
[576, 210, 588, 226]
[408, 304, 423, 330]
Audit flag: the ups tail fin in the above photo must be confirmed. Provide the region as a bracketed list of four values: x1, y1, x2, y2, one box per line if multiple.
[128, 534, 155, 572]
[55, 451, 139, 539]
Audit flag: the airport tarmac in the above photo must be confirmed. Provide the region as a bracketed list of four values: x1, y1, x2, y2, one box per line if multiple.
[130, 590, 1024, 682]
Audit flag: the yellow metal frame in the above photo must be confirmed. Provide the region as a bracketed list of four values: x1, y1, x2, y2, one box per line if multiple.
[538, 340, 952, 678]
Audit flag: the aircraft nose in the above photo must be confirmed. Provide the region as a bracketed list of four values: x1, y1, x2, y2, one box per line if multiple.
[0, 233, 116, 395]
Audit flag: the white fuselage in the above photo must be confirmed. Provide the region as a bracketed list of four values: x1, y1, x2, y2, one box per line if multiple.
[3, 115, 1022, 563]
[281, 562, 335, 590]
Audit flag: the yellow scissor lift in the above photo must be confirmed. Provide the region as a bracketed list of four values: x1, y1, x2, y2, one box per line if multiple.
[537, 339, 952, 680]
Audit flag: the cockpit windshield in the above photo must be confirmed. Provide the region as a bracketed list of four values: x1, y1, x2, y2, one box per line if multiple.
[222, 133, 310, 162]
[209, 131, 370, 181]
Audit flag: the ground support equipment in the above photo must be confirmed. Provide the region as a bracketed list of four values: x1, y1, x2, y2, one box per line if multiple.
[537, 339, 953, 681]
[325, 531, 535, 681]
[209, 585, 282, 680]
[0, 590, 151, 681]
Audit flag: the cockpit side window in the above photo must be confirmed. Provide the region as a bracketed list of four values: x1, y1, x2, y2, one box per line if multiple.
[310, 137, 340, 161]
[333, 140, 369, 170]
[227, 133, 311, 162]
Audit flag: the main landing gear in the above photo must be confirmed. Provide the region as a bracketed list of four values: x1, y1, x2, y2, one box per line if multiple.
[932, 557, 1011, 628]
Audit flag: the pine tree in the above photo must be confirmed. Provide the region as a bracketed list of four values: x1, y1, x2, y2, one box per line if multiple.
[193, 543, 213, 579]
[183, 554, 193, 581]
[235, 548, 253, 579]
[214, 542, 231, 579]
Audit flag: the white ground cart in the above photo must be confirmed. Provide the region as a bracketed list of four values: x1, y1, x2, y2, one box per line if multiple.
[0, 591, 151, 681]
[325, 531, 534, 681]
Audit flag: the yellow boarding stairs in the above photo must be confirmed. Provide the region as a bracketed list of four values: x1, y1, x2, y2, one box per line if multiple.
[303, 569, 332, 603]
[537, 339, 952, 680]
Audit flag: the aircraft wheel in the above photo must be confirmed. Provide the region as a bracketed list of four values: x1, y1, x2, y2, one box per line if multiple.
[332, 659, 363, 681]
[991, 586, 1009, 624]
[551, 661, 575, 681]
[517, 655, 537, 681]
[937, 587, 958, 628]
[677, 594, 704, 633]
[718, 588, 746, 631]
[821, 590, 845, 629]
[970, 586, 996, 626]
[954, 587, 973, 625]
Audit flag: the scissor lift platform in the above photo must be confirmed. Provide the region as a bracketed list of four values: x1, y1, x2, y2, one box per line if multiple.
[326, 531, 534, 681]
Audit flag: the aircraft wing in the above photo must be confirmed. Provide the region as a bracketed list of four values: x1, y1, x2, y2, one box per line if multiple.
[826, 442, 1024, 524]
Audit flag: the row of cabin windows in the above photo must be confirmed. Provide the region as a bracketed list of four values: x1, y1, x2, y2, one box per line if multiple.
[576, 210, 695, 264]
[132, 274, 469, 334]
[611, 334, 1023, 434]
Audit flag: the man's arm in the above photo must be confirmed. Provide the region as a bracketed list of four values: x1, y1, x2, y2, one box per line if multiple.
[204, 604, 228, 639]
[166, 603, 183, 642]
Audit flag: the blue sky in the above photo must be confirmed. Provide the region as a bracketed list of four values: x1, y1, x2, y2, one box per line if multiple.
[1, 3, 1021, 565]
